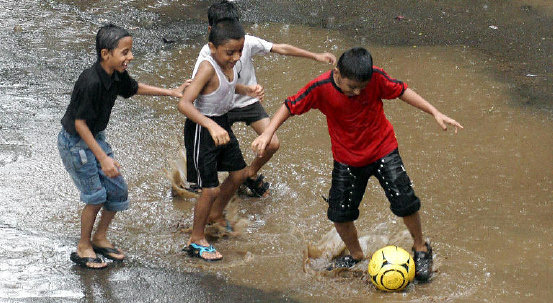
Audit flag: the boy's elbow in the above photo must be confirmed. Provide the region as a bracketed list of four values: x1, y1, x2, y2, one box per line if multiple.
[177, 100, 188, 114]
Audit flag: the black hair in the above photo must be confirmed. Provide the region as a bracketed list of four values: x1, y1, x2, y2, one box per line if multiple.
[208, 0, 240, 26]
[208, 19, 245, 47]
[336, 47, 374, 82]
[96, 24, 131, 62]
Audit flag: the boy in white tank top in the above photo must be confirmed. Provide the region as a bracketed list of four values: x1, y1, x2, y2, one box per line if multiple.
[187, 0, 336, 197]
[177, 20, 264, 261]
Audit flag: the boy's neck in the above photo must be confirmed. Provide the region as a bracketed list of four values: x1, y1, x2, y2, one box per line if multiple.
[211, 54, 234, 79]
[99, 60, 114, 76]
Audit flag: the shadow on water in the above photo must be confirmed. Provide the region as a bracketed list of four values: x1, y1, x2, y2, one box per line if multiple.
[1, 0, 552, 302]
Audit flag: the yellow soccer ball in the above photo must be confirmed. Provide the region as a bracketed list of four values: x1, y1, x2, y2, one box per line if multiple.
[368, 245, 415, 292]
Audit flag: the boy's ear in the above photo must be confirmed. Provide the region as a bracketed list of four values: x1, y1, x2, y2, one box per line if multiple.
[333, 67, 341, 77]
[208, 42, 216, 53]
[207, 25, 212, 32]
[100, 48, 110, 61]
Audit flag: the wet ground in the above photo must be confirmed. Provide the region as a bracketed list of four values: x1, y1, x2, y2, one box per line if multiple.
[0, 0, 552, 302]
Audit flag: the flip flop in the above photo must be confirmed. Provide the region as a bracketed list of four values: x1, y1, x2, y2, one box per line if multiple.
[184, 243, 223, 261]
[92, 245, 125, 261]
[243, 175, 270, 197]
[70, 252, 107, 269]
[326, 255, 361, 271]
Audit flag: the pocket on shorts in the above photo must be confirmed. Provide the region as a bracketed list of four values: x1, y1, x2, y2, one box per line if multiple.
[70, 145, 90, 169]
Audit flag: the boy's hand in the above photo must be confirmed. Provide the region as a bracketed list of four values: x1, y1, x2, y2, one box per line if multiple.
[248, 84, 265, 102]
[315, 52, 337, 64]
[251, 133, 271, 157]
[172, 79, 193, 98]
[434, 112, 464, 134]
[208, 124, 230, 146]
[100, 156, 121, 178]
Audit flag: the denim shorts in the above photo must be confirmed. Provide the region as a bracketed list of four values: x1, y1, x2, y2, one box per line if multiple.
[57, 129, 129, 211]
[327, 149, 420, 222]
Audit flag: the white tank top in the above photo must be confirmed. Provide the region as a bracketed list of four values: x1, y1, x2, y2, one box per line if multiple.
[194, 56, 237, 116]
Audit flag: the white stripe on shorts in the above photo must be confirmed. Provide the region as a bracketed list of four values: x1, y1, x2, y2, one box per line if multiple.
[193, 124, 202, 187]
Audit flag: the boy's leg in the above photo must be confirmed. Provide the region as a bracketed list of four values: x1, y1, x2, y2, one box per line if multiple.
[229, 103, 275, 197]
[402, 211, 426, 251]
[326, 161, 370, 268]
[57, 130, 108, 268]
[334, 221, 364, 261]
[403, 210, 433, 282]
[92, 209, 125, 260]
[189, 188, 222, 260]
[90, 137, 129, 260]
[190, 187, 219, 242]
[77, 204, 107, 268]
[374, 149, 433, 281]
[249, 117, 280, 174]
[208, 167, 252, 225]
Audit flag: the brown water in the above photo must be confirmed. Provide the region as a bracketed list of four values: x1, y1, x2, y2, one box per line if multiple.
[1, 0, 552, 302]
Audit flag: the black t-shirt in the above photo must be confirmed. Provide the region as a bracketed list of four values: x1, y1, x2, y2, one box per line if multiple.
[61, 61, 139, 135]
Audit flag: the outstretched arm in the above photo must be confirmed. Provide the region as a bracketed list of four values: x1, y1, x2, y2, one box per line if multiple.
[137, 79, 192, 98]
[271, 43, 336, 64]
[251, 104, 291, 157]
[399, 88, 464, 133]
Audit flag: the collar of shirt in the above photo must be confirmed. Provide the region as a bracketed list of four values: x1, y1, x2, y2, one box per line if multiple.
[330, 70, 343, 94]
[94, 61, 120, 91]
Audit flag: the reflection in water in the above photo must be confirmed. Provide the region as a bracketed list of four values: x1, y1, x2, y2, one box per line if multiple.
[0, 225, 82, 300]
[1, 0, 552, 302]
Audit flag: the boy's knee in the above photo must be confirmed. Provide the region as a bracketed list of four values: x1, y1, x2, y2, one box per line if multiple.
[81, 188, 107, 206]
[202, 186, 221, 198]
[105, 176, 128, 199]
[390, 195, 420, 217]
[328, 208, 360, 223]
[104, 199, 129, 212]
[267, 136, 280, 153]
[103, 176, 129, 211]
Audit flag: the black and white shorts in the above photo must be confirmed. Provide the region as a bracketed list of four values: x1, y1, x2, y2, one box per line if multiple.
[327, 149, 421, 222]
[227, 101, 269, 126]
[184, 115, 247, 188]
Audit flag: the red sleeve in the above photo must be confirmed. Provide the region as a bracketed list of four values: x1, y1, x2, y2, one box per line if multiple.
[284, 73, 331, 115]
[373, 67, 407, 100]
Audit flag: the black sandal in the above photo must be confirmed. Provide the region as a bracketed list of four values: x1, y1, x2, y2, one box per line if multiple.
[326, 255, 361, 271]
[92, 245, 125, 261]
[70, 252, 108, 269]
[243, 175, 270, 197]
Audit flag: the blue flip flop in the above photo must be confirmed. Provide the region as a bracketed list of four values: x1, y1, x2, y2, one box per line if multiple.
[184, 243, 222, 261]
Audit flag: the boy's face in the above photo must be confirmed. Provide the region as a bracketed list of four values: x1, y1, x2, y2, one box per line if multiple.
[333, 68, 369, 97]
[209, 38, 244, 71]
[101, 36, 134, 75]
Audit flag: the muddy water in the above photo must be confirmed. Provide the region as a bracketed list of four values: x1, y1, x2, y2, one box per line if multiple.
[1, 0, 552, 302]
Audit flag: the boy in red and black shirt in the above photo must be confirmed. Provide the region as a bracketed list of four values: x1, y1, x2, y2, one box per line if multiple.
[252, 47, 463, 282]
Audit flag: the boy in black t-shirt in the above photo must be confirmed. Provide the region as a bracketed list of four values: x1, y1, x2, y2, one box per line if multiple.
[58, 24, 188, 269]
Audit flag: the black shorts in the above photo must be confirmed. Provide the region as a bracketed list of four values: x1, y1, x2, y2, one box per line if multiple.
[327, 149, 421, 222]
[184, 115, 247, 188]
[227, 102, 269, 126]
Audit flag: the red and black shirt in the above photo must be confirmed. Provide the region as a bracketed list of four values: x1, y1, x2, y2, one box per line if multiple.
[284, 67, 407, 167]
